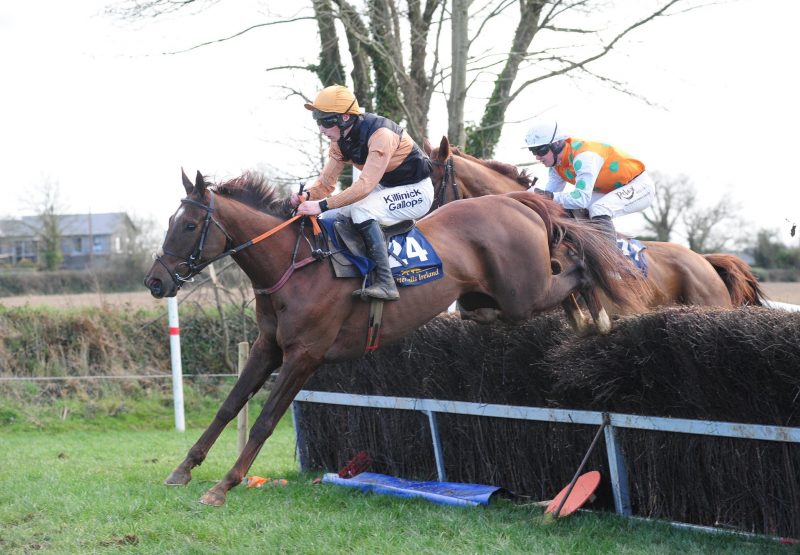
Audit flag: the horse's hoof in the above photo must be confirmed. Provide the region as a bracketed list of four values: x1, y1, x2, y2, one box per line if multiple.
[199, 489, 227, 507]
[595, 314, 613, 335]
[164, 469, 192, 486]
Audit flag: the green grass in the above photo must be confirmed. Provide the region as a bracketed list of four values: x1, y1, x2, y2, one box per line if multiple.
[0, 392, 791, 554]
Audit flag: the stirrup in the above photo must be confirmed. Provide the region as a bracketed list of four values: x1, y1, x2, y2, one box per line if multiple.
[352, 286, 399, 301]
[352, 274, 399, 301]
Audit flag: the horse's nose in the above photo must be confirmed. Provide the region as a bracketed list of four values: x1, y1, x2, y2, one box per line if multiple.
[146, 277, 164, 298]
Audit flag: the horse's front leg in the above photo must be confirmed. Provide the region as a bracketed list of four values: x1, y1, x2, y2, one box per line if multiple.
[561, 293, 594, 337]
[580, 288, 612, 334]
[199, 348, 322, 506]
[164, 336, 281, 486]
[548, 257, 612, 334]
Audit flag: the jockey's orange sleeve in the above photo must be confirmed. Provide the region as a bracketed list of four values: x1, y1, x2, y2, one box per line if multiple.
[305, 127, 414, 209]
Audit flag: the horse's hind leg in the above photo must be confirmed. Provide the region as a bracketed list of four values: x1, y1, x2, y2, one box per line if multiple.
[199, 348, 321, 507]
[164, 336, 281, 486]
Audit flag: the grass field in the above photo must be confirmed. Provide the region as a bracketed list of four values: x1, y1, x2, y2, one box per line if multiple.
[0, 394, 788, 555]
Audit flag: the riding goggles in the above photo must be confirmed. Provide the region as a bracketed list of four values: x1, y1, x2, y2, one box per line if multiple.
[529, 144, 551, 157]
[312, 108, 341, 129]
[317, 115, 340, 128]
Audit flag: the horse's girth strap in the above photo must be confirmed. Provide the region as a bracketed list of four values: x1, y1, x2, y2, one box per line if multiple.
[253, 256, 318, 295]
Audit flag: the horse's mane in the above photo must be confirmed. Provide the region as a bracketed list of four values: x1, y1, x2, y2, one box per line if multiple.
[211, 171, 292, 219]
[450, 147, 534, 187]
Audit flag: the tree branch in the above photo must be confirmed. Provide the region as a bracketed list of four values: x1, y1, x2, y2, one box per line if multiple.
[508, 0, 682, 103]
[162, 16, 316, 55]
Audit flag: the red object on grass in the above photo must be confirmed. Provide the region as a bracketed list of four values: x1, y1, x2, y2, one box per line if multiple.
[338, 451, 372, 478]
[545, 471, 601, 518]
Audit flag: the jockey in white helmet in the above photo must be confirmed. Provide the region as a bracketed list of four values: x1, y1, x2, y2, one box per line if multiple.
[524, 119, 655, 244]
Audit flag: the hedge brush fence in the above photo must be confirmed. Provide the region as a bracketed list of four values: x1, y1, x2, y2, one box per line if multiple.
[296, 307, 800, 538]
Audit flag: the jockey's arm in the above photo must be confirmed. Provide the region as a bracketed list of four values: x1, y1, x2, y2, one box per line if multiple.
[552, 151, 604, 210]
[304, 153, 345, 201]
[539, 168, 566, 194]
[323, 128, 398, 210]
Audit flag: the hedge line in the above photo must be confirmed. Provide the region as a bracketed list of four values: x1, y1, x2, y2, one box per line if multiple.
[0, 265, 146, 296]
[0, 304, 258, 379]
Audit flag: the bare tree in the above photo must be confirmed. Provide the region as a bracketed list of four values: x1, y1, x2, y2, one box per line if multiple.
[683, 197, 739, 253]
[641, 172, 696, 242]
[107, 0, 693, 153]
[465, 1, 685, 157]
[24, 179, 66, 271]
[447, 0, 471, 146]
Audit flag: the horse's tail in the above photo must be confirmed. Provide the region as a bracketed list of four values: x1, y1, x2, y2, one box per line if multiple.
[505, 191, 651, 313]
[703, 253, 765, 306]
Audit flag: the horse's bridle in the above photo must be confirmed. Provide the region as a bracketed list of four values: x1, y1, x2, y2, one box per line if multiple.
[431, 156, 459, 210]
[152, 190, 323, 293]
[153, 191, 235, 287]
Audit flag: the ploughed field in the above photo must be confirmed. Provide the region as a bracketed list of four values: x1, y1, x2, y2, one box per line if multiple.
[0, 282, 799, 309]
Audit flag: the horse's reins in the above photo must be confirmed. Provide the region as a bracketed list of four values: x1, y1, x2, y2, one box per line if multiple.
[155, 190, 322, 292]
[431, 156, 459, 210]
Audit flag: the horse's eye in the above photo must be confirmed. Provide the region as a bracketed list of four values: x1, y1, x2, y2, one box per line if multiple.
[185, 223, 197, 231]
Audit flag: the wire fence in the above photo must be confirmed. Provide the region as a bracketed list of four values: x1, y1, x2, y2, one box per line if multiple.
[0, 373, 238, 382]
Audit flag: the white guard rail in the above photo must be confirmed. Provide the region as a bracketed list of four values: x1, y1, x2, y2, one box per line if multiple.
[291, 390, 800, 517]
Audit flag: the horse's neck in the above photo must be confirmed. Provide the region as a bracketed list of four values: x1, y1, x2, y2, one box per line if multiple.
[456, 158, 525, 197]
[216, 199, 296, 287]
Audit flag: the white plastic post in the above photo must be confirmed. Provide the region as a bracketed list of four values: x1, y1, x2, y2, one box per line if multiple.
[167, 297, 186, 432]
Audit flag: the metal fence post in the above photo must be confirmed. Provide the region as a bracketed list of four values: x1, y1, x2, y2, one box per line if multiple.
[604, 415, 632, 516]
[426, 410, 447, 482]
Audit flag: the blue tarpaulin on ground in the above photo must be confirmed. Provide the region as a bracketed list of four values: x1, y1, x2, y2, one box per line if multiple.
[321, 472, 503, 507]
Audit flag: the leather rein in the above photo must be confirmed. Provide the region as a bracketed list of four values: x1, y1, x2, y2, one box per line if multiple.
[154, 191, 323, 294]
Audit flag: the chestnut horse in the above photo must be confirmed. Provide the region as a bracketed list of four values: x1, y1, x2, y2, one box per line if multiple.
[424, 136, 764, 317]
[144, 170, 649, 506]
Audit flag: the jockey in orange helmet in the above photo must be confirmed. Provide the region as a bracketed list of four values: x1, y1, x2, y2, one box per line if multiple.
[524, 119, 655, 244]
[293, 85, 434, 301]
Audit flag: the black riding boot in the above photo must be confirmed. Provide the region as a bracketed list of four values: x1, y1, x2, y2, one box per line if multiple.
[353, 219, 400, 301]
[591, 215, 617, 248]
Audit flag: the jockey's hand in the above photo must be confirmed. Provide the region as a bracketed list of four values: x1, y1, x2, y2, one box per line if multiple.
[290, 192, 308, 208]
[533, 189, 554, 200]
[297, 200, 322, 216]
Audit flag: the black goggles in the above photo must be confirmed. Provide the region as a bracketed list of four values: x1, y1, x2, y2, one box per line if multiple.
[317, 115, 340, 128]
[529, 144, 551, 157]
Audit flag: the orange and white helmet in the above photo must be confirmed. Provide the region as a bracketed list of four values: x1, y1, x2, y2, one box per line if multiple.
[524, 119, 567, 148]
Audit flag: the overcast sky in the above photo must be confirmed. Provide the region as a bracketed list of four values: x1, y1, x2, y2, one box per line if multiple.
[1, 0, 798, 245]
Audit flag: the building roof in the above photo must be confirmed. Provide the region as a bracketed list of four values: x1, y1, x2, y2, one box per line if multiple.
[0, 212, 135, 238]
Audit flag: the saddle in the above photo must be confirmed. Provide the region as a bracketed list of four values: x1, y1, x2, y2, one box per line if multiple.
[320, 214, 416, 279]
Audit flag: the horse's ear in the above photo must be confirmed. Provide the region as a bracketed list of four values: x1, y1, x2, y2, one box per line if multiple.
[422, 137, 432, 156]
[181, 167, 193, 195]
[438, 136, 451, 161]
[195, 170, 207, 194]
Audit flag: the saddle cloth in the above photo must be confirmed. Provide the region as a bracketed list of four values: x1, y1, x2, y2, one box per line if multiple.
[318, 215, 444, 287]
[617, 237, 648, 277]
